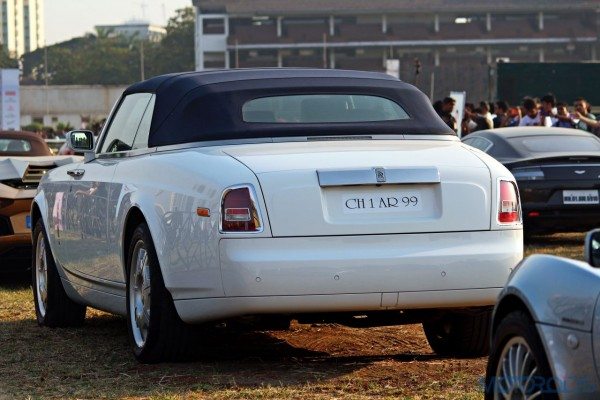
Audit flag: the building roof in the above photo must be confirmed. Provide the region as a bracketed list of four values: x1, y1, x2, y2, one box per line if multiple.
[193, 0, 600, 15]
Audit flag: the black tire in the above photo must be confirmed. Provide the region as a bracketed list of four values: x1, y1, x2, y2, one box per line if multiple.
[422, 308, 491, 357]
[125, 223, 197, 363]
[31, 220, 86, 327]
[485, 310, 558, 400]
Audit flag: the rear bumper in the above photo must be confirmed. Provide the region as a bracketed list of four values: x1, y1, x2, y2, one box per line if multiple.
[174, 229, 523, 323]
[523, 208, 600, 233]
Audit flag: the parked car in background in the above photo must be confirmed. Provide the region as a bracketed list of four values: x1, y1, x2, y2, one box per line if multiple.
[45, 138, 66, 155]
[463, 128, 600, 235]
[31, 69, 522, 363]
[0, 131, 80, 272]
[485, 229, 600, 399]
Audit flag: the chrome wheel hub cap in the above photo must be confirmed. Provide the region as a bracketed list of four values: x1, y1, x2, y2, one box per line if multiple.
[129, 243, 151, 348]
[494, 336, 542, 400]
[35, 232, 48, 317]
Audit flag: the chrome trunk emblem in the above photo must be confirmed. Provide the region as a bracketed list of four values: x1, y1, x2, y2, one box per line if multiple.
[374, 167, 386, 183]
[575, 170, 586, 175]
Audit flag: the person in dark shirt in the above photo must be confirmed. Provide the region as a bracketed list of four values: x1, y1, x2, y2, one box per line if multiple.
[493, 101, 509, 128]
[439, 97, 457, 133]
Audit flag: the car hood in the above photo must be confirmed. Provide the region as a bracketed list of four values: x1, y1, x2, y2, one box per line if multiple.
[0, 156, 81, 180]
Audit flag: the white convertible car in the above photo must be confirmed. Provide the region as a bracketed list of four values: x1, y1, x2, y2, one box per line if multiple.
[31, 69, 523, 362]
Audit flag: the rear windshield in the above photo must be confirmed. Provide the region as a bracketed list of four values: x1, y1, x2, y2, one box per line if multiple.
[0, 138, 32, 154]
[242, 94, 410, 123]
[509, 136, 600, 153]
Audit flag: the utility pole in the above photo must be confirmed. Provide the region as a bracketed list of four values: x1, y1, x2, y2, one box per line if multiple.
[140, 40, 145, 81]
[44, 45, 49, 118]
[323, 33, 328, 69]
[235, 39, 239, 68]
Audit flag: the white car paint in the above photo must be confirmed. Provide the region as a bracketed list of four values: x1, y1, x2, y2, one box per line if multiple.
[35, 135, 523, 321]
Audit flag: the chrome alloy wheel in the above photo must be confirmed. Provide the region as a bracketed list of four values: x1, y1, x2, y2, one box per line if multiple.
[35, 231, 48, 317]
[494, 336, 542, 400]
[129, 241, 151, 348]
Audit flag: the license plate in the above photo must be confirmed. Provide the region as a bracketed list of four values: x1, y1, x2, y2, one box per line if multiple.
[25, 215, 31, 229]
[563, 190, 600, 205]
[343, 191, 423, 214]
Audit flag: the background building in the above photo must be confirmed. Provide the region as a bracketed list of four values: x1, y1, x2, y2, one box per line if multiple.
[192, 0, 600, 101]
[95, 21, 167, 42]
[1, 0, 44, 57]
[20, 85, 126, 129]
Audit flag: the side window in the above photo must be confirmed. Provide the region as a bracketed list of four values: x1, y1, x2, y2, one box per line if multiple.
[100, 93, 152, 154]
[132, 95, 155, 150]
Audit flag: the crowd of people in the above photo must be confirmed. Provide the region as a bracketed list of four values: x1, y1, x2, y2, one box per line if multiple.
[434, 94, 600, 137]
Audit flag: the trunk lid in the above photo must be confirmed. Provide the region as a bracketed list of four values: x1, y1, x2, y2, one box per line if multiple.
[224, 140, 492, 237]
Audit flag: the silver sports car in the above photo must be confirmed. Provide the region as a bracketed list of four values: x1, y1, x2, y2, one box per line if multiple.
[485, 229, 600, 400]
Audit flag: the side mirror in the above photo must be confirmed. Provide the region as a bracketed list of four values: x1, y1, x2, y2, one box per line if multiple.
[66, 130, 94, 152]
[584, 229, 600, 268]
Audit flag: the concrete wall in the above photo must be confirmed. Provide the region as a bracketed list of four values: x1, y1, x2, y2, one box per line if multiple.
[20, 85, 127, 129]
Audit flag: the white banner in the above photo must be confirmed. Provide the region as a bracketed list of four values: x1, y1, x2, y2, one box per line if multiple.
[450, 91, 466, 138]
[385, 59, 400, 79]
[0, 69, 20, 131]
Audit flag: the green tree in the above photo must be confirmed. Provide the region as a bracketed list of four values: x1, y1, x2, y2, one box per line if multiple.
[0, 47, 18, 69]
[21, 7, 195, 85]
[143, 7, 195, 78]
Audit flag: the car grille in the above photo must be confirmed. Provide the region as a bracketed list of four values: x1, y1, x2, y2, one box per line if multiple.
[0, 215, 12, 236]
[1, 165, 56, 189]
[22, 165, 55, 184]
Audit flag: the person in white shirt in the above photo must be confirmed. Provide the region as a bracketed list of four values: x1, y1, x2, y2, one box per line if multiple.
[480, 101, 494, 128]
[519, 97, 541, 127]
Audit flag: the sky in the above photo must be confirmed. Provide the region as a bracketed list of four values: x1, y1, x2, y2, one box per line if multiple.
[45, 0, 193, 45]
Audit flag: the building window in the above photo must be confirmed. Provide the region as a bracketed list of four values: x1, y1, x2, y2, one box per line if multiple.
[204, 52, 226, 68]
[203, 18, 225, 34]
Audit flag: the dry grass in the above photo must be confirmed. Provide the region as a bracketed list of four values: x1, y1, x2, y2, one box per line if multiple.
[0, 233, 585, 399]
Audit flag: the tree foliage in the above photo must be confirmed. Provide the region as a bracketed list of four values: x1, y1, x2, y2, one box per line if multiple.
[21, 7, 195, 85]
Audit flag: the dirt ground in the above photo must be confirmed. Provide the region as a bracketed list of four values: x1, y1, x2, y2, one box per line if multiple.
[0, 232, 586, 399]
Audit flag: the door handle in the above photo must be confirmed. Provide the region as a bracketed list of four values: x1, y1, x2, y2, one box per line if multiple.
[67, 169, 85, 177]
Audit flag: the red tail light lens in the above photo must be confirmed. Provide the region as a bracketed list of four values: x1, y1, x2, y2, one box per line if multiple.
[221, 186, 262, 232]
[498, 180, 520, 224]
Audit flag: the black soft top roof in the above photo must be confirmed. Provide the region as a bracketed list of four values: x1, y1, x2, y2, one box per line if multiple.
[122, 68, 455, 147]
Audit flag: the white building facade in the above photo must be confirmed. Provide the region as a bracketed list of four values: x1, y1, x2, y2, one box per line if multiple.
[1, 0, 44, 57]
[94, 22, 167, 42]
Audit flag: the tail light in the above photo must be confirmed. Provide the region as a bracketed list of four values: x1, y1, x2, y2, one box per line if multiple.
[220, 185, 263, 233]
[498, 180, 521, 224]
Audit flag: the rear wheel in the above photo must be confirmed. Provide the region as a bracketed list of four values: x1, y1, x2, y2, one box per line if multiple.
[32, 220, 86, 327]
[126, 223, 197, 363]
[485, 310, 557, 400]
[423, 308, 491, 357]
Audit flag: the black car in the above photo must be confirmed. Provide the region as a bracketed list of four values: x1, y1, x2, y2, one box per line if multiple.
[463, 127, 600, 234]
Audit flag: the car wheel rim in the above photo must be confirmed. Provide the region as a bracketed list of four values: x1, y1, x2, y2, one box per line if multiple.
[129, 241, 151, 348]
[35, 231, 48, 318]
[494, 336, 542, 400]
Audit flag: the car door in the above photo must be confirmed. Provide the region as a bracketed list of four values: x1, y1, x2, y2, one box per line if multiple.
[67, 93, 154, 281]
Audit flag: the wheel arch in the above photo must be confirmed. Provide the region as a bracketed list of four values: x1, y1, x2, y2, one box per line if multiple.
[31, 200, 42, 232]
[121, 206, 151, 277]
[492, 293, 533, 339]
[503, 255, 600, 332]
